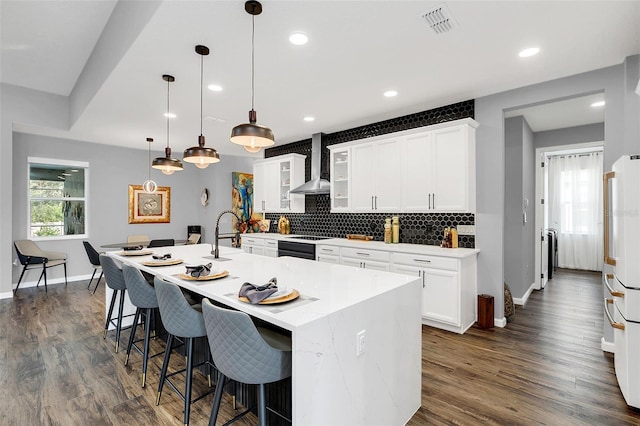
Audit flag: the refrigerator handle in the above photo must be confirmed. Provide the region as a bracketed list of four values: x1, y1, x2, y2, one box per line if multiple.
[603, 274, 625, 298]
[603, 171, 617, 266]
[604, 298, 625, 331]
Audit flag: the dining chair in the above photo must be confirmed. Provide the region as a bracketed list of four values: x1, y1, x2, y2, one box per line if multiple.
[82, 241, 104, 294]
[13, 240, 67, 293]
[187, 233, 201, 244]
[148, 239, 175, 248]
[202, 299, 292, 426]
[100, 254, 130, 352]
[127, 235, 150, 244]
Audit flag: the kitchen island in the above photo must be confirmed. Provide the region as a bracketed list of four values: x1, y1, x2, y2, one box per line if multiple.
[108, 244, 422, 425]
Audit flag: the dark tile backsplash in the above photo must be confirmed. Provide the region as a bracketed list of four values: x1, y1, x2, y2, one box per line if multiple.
[263, 100, 475, 248]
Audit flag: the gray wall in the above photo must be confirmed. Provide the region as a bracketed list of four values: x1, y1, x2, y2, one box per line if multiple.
[11, 132, 253, 285]
[504, 116, 535, 299]
[476, 55, 639, 343]
[534, 122, 604, 148]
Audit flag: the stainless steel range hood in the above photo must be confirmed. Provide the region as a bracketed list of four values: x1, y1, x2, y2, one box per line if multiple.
[290, 133, 331, 195]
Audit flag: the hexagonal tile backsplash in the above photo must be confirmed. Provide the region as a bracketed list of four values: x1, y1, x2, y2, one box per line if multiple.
[263, 100, 475, 248]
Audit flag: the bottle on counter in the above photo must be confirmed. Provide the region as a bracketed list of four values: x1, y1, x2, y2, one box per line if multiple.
[384, 218, 392, 244]
[451, 226, 459, 248]
[392, 216, 400, 243]
[441, 226, 451, 248]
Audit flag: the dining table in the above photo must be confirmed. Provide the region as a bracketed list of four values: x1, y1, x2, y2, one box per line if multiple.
[106, 243, 422, 425]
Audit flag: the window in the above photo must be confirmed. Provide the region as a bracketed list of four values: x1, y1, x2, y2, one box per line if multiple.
[28, 158, 89, 239]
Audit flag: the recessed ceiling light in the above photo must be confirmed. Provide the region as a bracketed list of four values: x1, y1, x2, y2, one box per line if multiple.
[591, 101, 605, 107]
[519, 47, 540, 58]
[163, 112, 176, 118]
[208, 84, 223, 92]
[289, 32, 308, 45]
[384, 90, 398, 98]
[303, 116, 315, 122]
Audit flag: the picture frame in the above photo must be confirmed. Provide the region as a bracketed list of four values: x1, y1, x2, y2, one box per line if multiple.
[128, 185, 171, 224]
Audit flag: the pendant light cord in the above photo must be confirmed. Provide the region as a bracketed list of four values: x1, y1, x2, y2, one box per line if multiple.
[200, 52, 204, 136]
[166, 79, 170, 150]
[147, 141, 152, 180]
[251, 10, 255, 111]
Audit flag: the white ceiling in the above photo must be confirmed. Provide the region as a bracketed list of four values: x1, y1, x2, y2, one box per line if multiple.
[1, 1, 639, 156]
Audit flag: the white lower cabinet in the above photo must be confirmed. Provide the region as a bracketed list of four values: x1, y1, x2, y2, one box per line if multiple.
[340, 247, 390, 271]
[264, 239, 278, 258]
[317, 245, 340, 264]
[391, 252, 477, 334]
[242, 236, 266, 256]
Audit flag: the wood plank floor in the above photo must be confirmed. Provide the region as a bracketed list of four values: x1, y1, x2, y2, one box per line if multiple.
[2, 269, 640, 425]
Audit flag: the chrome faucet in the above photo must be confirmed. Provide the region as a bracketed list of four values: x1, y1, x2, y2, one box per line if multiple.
[212, 210, 242, 259]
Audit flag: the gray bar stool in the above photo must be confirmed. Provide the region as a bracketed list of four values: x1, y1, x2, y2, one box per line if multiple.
[122, 264, 163, 387]
[100, 254, 131, 352]
[202, 299, 292, 426]
[154, 278, 214, 426]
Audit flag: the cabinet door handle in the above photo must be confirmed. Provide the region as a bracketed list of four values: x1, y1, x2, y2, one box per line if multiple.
[288, 199, 291, 210]
[375, 196, 378, 210]
[262, 200, 265, 210]
[321, 248, 333, 252]
[356, 252, 371, 256]
[413, 258, 431, 263]
[603, 274, 624, 298]
[604, 298, 625, 330]
[432, 193, 436, 209]
[371, 196, 374, 210]
[428, 194, 432, 209]
[604, 171, 616, 266]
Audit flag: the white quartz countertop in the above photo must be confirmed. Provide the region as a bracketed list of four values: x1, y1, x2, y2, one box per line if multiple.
[241, 232, 479, 258]
[108, 244, 419, 332]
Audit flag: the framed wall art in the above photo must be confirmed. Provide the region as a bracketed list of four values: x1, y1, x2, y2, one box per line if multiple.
[128, 185, 171, 224]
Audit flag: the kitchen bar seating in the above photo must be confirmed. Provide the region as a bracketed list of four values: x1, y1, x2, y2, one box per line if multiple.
[82, 241, 103, 293]
[122, 264, 163, 387]
[100, 254, 131, 352]
[202, 299, 292, 426]
[154, 278, 214, 426]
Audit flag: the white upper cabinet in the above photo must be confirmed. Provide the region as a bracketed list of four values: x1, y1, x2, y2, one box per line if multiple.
[330, 118, 477, 213]
[330, 147, 350, 211]
[350, 137, 402, 212]
[253, 154, 306, 213]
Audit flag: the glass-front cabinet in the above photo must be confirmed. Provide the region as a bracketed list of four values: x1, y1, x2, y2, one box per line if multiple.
[329, 147, 350, 211]
[253, 154, 305, 213]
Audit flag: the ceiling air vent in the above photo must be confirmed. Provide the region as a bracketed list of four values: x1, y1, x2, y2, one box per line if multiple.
[420, 3, 458, 35]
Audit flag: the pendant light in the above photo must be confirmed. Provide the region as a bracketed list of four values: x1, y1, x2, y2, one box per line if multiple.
[152, 74, 183, 175]
[183, 45, 220, 168]
[142, 138, 157, 193]
[230, 0, 275, 153]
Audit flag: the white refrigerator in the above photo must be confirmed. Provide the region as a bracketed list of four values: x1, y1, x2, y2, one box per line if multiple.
[604, 154, 640, 408]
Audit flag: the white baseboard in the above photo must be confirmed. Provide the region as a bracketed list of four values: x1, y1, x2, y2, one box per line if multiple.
[0, 291, 13, 300]
[513, 282, 536, 306]
[494, 317, 507, 328]
[12, 274, 93, 291]
[601, 337, 615, 353]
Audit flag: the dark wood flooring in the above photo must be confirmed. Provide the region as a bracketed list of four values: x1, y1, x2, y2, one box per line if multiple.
[2, 269, 640, 425]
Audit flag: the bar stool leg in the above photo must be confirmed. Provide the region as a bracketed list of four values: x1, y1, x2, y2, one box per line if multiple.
[88, 269, 97, 289]
[114, 289, 126, 352]
[257, 383, 267, 426]
[125, 308, 141, 366]
[104, 289, 118, 338]
[141, 307, 153, 387]
[184, 337, 195, 426]
[156, 333, 174, 405]
[208, 374, 228, 426]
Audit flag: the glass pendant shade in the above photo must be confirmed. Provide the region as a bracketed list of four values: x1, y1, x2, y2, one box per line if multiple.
[184, 45, 220, 168]
[143, 137, 157, 193]
[152, 74, 183, 174]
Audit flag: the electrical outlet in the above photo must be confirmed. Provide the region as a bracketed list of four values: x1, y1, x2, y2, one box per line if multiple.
[357, 330, 366, 357]
[457, 225, 475, 235]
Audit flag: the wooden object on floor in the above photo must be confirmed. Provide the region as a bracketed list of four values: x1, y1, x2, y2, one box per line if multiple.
[477, 293, 494, 329]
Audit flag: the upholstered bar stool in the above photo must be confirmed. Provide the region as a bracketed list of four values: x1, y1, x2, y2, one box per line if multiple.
[100, 254, 130, 352]
[154, 278, 214, 426]
[202, 299, 293, 426]
[122, 264, 164, 387]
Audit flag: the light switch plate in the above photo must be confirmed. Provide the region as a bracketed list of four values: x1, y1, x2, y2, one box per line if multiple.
[457, 225, 475, 235]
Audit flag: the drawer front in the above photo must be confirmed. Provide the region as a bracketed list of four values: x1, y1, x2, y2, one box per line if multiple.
[317, 245, 340, 256]
[341, 247, 390, 262]
[242, 237, 264, 247]
[392, 252, 458, 271]
[264, 239, 278, 248]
